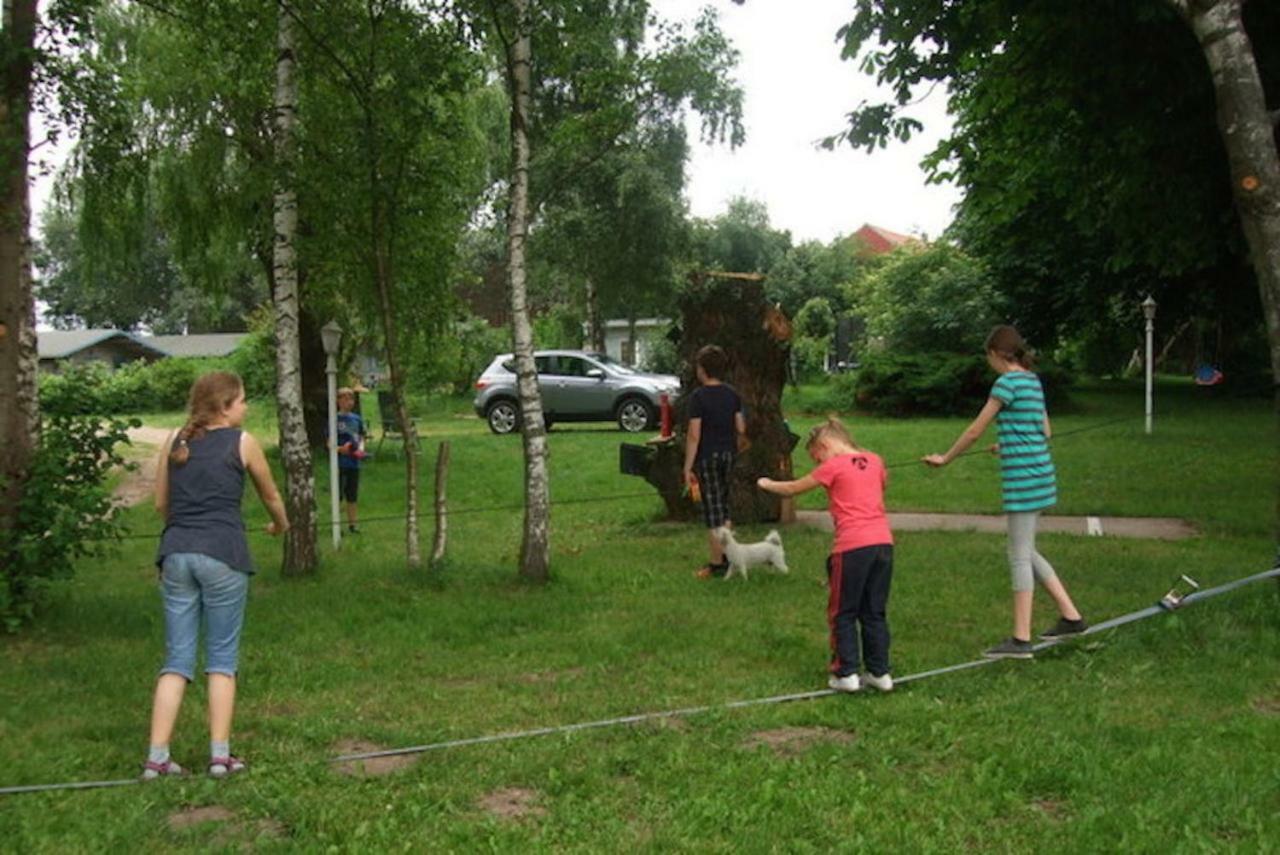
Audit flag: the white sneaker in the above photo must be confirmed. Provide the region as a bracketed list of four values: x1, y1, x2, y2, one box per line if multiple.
[863, 672, 894, 692]
[827, 673, 861, 693]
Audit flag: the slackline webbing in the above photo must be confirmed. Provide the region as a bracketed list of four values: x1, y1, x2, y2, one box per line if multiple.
[2, 564, 1276, 797]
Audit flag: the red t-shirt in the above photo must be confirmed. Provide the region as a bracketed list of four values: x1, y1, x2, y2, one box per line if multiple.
[811, 452, 893, 553]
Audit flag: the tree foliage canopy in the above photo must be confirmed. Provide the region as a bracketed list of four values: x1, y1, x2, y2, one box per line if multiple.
[831, 0, 1277, 372]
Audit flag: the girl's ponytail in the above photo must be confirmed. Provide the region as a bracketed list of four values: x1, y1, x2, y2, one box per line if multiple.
[168, 423, 202, 466]
[168, 371, 244, 467]
[806, 414, 860, 453]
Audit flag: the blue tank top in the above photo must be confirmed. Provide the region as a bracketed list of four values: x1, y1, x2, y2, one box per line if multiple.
[156, 428, 253, 574]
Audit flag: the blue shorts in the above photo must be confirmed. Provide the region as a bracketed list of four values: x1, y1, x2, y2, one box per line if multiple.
[159, 553, 250, 680]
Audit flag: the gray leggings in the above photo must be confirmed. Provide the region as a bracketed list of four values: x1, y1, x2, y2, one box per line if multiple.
[1007, 511, 1058, 592]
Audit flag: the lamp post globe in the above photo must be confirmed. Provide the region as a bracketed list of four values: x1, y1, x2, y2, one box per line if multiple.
[321, 320, 343, 356]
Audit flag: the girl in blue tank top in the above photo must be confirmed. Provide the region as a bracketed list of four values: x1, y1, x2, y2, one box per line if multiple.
[922, 326, 1087, 660]
[142, 371, 289, 780]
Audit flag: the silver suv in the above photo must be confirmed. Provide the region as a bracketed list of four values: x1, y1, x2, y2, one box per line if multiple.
[473, 350, 680, 434]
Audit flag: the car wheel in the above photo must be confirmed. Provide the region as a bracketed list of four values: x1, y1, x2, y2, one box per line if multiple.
[616, 397, 654, 433]
[486, 400, 519, 435]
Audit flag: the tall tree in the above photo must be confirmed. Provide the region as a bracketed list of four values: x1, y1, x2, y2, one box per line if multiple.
[271, 1, 318, 575]
[1170, 0, 1280, 383]
[0, 0, 39, 546]
[294, 0, 488, 569]
[493, 0, 551, 582]
[36, 182, 260, 332]
[832, 0, 1279, 382]
[481, 0, 745, 580]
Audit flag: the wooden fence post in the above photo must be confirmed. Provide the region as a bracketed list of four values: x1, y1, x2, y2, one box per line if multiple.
[431, 441, 450, 564]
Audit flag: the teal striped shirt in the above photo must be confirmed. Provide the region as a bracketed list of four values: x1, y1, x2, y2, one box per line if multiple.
[990, 371, 1057, 512]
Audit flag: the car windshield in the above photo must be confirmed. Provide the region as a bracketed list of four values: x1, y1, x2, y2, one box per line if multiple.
[588, 353, 637, 375]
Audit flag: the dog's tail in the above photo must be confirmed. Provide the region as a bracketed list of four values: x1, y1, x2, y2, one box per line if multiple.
[765, 530, 782, 545]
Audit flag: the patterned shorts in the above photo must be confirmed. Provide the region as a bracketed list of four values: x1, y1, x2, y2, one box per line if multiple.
[696, 451, 735, 528]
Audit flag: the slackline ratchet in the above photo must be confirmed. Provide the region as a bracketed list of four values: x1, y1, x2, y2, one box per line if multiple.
[2, 564, 1276, 797]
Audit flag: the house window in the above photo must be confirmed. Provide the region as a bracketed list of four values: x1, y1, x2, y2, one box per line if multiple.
[620, 339, 635, 365]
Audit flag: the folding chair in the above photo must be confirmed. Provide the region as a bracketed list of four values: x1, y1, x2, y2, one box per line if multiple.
[376, 389, 407, 459]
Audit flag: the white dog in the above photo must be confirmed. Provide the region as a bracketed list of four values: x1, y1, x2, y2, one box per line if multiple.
[714, 527, 788, 581]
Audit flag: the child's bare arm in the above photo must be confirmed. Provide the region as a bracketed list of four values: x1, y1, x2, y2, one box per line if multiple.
[153, 431, 175, 518]
[757, 474, 821, 496]
[923, 397, 1003, 466]
[241, 432, 290, 535]
[683, 418, 701, 482]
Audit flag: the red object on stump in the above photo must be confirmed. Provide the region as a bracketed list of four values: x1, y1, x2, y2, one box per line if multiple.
[659, 393, 672, 438]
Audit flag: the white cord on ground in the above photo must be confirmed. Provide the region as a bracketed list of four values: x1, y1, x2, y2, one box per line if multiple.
[4, 565, 1276, 797]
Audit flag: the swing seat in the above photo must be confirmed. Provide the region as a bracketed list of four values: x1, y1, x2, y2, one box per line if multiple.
[1193, 364, 1223, 386]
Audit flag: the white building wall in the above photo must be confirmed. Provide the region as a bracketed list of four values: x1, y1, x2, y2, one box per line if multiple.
[596, 318, 669, 367]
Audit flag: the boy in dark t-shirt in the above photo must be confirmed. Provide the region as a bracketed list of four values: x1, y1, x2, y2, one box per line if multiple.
[332, 388, 367, 533]
[682, 345, 746, 578]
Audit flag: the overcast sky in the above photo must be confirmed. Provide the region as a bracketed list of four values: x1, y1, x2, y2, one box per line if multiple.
[650, 0, 961, 243]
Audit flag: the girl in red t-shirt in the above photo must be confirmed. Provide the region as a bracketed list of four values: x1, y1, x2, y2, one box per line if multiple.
[758, 417, 894, 694]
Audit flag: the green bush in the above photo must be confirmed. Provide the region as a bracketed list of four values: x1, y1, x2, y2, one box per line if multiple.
[533, 306, 584, 350]
[39, 358, 210, 414]
[845, 352, 1072, 417]
[2, 380, 136, 630]
[791, 335, 831, 383]
[111, 357, 204, 411]
[640, 324, 680, 374]
[227, 326, 277, 399]
[850, 243, 1005, 355]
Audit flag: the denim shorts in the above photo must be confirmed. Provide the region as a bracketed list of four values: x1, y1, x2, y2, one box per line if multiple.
[159, 552, 250, 680]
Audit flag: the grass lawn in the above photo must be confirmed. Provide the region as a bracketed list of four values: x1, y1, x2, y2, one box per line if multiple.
[1, 381, 1276, 850]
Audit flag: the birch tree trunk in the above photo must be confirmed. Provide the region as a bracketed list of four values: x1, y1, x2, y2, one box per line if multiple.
[272, 2, 318, 576]
[1172, 0, 1280, 382]
[585, 277, 605, 353]
[0, 0, 39, 544]
[1171, 0, 1280, 544]
[504, 0, 550, 582]
[373, 244, 422, 569]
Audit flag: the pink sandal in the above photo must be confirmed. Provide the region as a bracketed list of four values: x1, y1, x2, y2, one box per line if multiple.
[140, 759, 185, 780]
[208, 756, 246, 778]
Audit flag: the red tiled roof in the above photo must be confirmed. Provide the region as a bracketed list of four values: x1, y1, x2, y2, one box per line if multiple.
[852, 223, 920, 255]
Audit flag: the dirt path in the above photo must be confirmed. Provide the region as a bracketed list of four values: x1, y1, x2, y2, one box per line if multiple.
[795, 510, 1198, 540]
[111, 426, 173, 508]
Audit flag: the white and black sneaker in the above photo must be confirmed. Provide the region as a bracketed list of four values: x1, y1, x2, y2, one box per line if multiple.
[983, 637, 1034, 660]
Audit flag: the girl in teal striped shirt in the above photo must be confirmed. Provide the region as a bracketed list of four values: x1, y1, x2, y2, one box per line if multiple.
[923, 326, 1086, 659]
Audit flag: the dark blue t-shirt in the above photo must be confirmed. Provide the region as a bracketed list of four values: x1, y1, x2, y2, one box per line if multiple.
[335, 412, 365, 470]
[688, 384, 741, 461]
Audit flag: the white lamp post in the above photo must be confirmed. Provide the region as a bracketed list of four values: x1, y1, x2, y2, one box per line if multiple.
[1142, 296, 1157, 435]
[321, 320, 343, 549]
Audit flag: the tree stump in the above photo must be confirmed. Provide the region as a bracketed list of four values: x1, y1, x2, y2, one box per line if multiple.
[643, 272, 796, 524]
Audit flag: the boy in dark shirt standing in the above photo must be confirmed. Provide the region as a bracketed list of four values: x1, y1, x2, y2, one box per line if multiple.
[333, 387, 367, 533]
[683, 345, 747, 579]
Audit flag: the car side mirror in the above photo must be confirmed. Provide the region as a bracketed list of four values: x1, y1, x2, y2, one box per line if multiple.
[586, 368, 605, 380]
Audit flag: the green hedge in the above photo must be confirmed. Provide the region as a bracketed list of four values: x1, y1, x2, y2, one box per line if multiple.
[840, 352, 1072, 417]
[38, 332, 276, 415]
[39, 359, 205, 414]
